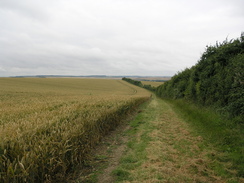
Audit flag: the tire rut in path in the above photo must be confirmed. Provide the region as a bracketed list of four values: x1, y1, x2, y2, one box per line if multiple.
[96, 126, 129, 183]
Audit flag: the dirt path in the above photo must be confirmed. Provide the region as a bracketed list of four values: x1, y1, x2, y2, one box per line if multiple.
[77, 96, 241, 182]
[96, 125, 129, 183]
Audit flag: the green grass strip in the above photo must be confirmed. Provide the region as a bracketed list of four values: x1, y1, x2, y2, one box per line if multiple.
[112, 99, 158, 182]
[165, 99, 244, 177]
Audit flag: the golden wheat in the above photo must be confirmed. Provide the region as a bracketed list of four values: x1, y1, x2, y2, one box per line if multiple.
[141, 81, 164, 87]
[0, 78, 150, 182]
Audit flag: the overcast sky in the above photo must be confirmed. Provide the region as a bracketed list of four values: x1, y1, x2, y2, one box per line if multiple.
[0, 0, 243, 77]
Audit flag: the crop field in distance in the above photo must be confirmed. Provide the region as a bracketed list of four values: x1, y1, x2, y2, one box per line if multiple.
[130, 76, 171, 81]
[0, 78, 150, 182]
[141, 81, 164, 87]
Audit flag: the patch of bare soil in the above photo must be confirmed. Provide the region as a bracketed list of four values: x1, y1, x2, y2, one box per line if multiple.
[73, 120, 130, 183]
[96, 125, 129, 183]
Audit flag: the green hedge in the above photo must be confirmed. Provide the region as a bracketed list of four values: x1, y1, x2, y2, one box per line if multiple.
[156, 33, 244, 122]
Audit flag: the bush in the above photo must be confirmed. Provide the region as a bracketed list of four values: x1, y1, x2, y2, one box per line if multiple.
[156, 33, 244, 121]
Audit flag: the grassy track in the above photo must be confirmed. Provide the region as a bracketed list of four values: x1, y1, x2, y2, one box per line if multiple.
[110, 95, 243, 182]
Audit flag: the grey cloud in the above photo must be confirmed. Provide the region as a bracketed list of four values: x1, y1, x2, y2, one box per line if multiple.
[0, 0, 243, 77]
[0, 0, 54, 22]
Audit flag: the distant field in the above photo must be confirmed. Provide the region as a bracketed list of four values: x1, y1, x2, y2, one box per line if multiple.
[141, 81, 164, 87]
[132, 77, 171, 81]
[0, 78, 150, 182]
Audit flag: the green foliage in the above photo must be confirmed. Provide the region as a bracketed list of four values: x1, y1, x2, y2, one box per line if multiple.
[122, 77, 156, 91]
[166, 99, 244, 177]
[112, 169, 131, 181]
[156, 33, 244, 121]
[122, 77, 143, 87]
[156, 33, 244, 178]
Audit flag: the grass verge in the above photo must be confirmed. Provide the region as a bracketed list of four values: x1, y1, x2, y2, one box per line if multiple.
[112, 98, 159, 182]
[165, 99, 244, 178]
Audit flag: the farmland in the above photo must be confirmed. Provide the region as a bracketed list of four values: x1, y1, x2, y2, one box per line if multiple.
[0, 78, 150, 182]
[141, 81, 164, 87]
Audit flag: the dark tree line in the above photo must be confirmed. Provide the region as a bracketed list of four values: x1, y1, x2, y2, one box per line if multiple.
[122, 77, 143, 87]
[122, 77, 156, 91]
[156, 33, 244, 122]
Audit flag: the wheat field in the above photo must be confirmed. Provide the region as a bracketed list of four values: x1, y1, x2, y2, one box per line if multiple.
[0, 78, 150, 182]
[141, 81, 164, 87]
